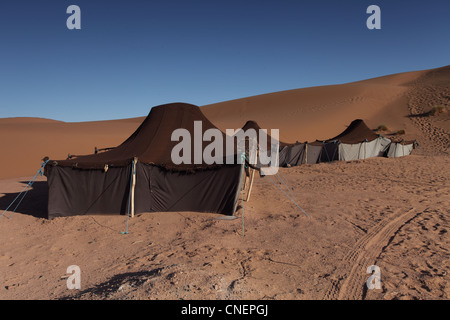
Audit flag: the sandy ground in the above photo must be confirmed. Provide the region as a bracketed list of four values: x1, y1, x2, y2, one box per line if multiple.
[0, 66, 449, 300]
[0, 155, 448, 300]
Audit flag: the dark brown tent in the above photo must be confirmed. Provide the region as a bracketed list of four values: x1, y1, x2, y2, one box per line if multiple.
[318, 119, 391, 161]
[44, 103, 244, 219]
[325, 119, 380, 144]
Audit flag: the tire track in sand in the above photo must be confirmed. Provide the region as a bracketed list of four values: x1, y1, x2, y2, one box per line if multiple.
[323, 207, 423, 300]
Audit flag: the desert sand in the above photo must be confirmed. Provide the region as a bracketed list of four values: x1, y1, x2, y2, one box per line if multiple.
[0, 65, 449, 300]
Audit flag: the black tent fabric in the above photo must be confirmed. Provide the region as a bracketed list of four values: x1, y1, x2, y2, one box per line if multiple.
[279, 141, 323, 167]
[305, 142, 323, 164]
[46, 163, 242, 219]
[279, 143, 304, 167]
[44, 103, 243, 219]
[49, 102, 237, 171]
[323, 119, 380, 143]
[319, 140, 339, 162]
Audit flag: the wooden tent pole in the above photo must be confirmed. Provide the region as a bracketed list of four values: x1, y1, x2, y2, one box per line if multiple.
[304, 143, 308, 164]
[131, 157, 137, 218]
[362, 142, 365, 159]
[245, 145, 259, 202]
[243, 169, 248, 190]
[245, 168, 256, 202]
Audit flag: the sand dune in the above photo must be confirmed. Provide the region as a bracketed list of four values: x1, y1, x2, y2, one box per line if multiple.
[0, 65, 449, 300]
[2, 66, 448, 179]
[0, 117, 143, 179]
[202, 69, 427, 142]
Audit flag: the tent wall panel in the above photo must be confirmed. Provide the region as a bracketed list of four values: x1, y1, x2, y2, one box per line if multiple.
[135, 163, 242, 215]
[279, 143, 323, 167]
[47, 165, 131, 219]
[338, 137, 391, 161]
[320, 142, 339, 162]
[278, 146, 289, 167]
[387, 143, 414, 158]
[371, 137, 391, 157]
[279, 144, 305, 167]
[47, 163, 243, 219]
[306, 144, 323, 164]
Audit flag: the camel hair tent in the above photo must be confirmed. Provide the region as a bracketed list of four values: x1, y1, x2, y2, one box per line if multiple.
[318, 119, 392, 162]
[44, 103, 245, 220]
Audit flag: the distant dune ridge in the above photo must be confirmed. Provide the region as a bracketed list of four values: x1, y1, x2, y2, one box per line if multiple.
[0, 65, 448, 179]
[202, 66, 449, 144]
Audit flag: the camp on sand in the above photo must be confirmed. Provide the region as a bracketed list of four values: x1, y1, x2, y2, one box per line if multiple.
[44, 103, 248, 220]
[248, 119, 416, 168]
[41, 105, 416, 220]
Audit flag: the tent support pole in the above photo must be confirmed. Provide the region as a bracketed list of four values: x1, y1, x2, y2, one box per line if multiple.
[364, 141, 367, 159]
[131, 157, 137, 218]
[243, 172, 248, 190]
[245, 168, 255, 202]
[304, 143, 308, 164]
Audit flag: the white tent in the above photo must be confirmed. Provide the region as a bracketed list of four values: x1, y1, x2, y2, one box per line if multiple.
[339, 136, 391, 161]
[387, 140, 416, 158]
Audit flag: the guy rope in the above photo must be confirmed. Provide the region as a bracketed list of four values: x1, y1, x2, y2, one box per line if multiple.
[1, 159, 50, 219]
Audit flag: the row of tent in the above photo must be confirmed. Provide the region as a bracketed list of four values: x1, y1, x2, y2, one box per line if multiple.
[276, 119, 417, 167]
[43, 103, 416, 219]
[239, 118, 417, 167]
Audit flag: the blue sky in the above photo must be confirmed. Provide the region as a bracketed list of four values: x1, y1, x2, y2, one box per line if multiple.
[0, 0, 449, 122]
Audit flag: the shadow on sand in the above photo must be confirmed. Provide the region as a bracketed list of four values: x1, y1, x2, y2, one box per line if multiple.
[0, 181, 48, 219]
[406, 112, 431, 118]
[59, 267, 167, 300]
